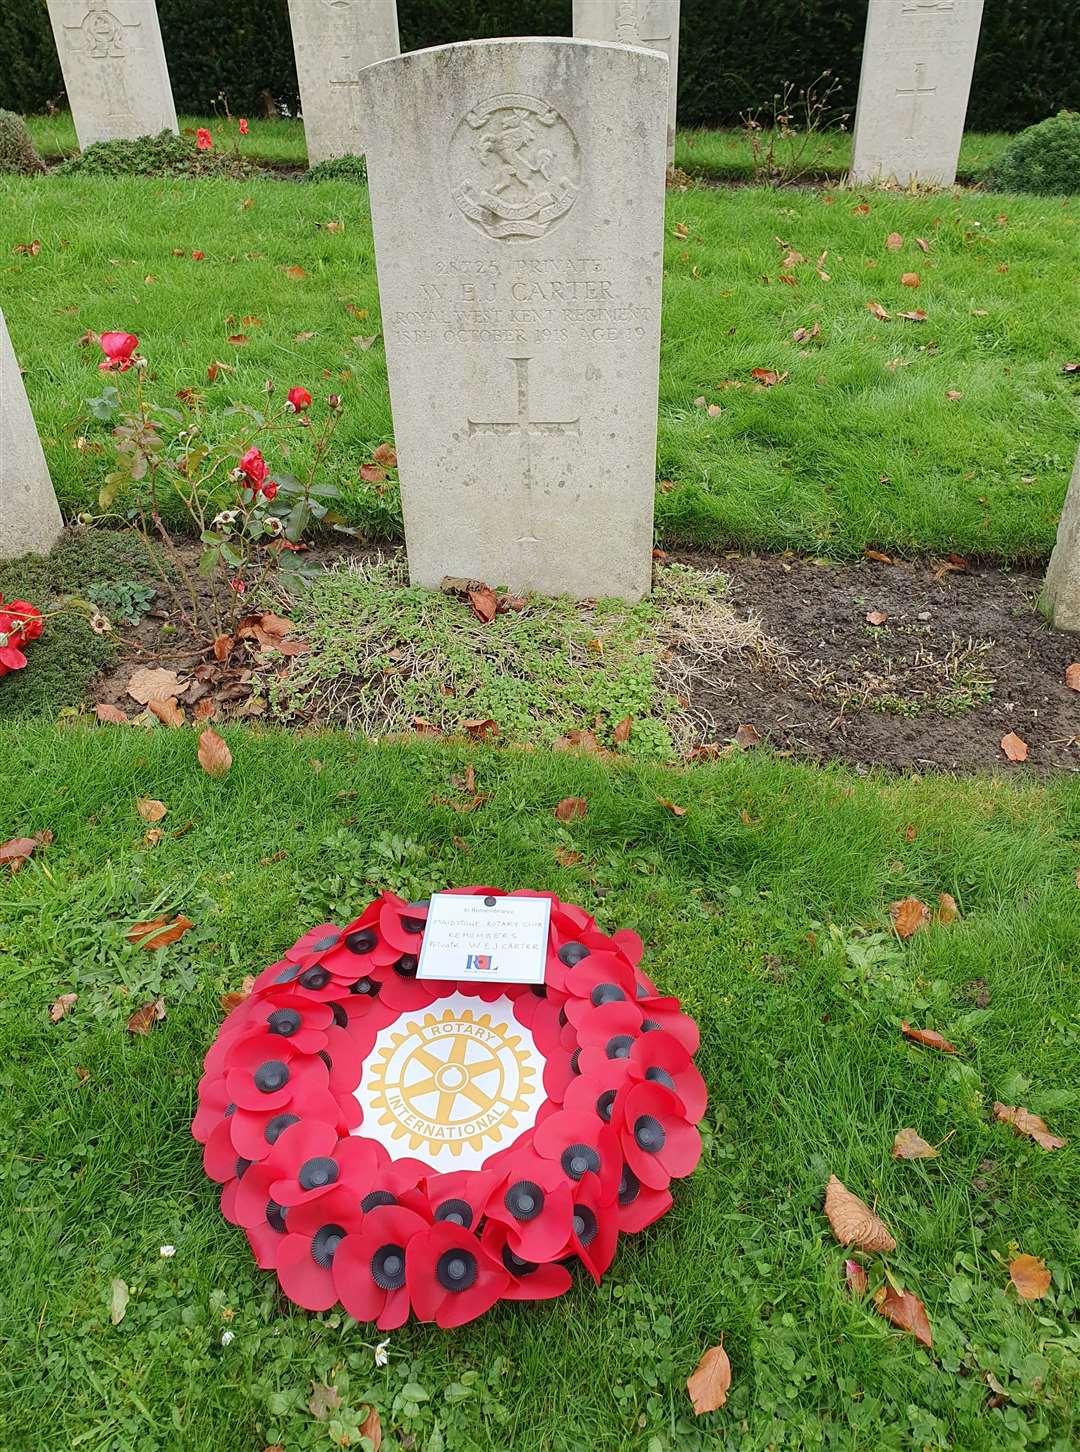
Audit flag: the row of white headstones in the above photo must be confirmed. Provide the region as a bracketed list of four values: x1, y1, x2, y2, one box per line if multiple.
[47, 0, 987, 186]
[3, 4, 1079, 625]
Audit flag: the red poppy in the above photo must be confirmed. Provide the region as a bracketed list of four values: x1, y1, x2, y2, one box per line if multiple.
[615, 1162, 672, 1234]
[532, 1106, 621, 1203]
[231, 1119, 337, 1227]
[223, 1031, 329, 1113]
[238, 118, 249, 135]
[286, 385, 312, 412]
[406, 1220, 509, 1328]
[335, 1202, 428, 1329]
[270, 1129, 385, 1208]
[617, 1081, 702, 1190]
[191, 250, 205, 261]
[627, 1030, 707, 1121]
[424, 1168, 500, 1232]
[196, 128, 212, 151]
[481, 1219, 572, 1300]
[98, 331, 138, 371]
[565, 1170, 620, 1283]
[276, 1184, 366, 1310]
[483, 1151, 574, 1262]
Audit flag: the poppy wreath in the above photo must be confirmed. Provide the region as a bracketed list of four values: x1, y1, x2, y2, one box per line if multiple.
[193, 888, 705, 1328]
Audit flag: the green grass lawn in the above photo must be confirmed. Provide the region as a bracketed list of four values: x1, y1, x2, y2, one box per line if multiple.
[22, 114, 1016, 183]
[1, 170, 1076, 560]
[1, 724, 1077, 1450]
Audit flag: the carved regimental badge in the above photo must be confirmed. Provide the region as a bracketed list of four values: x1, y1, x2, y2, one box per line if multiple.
[450, 94, 580, 242]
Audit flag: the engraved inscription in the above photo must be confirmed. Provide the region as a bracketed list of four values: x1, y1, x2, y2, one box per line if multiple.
[450, 95, 580, 242]
[615, 0, 672, 46]
[66, 4, 137, 60]
[894, 63, 937, 138]
[329, 63, 362, 128]
[901, 2, 954, 11]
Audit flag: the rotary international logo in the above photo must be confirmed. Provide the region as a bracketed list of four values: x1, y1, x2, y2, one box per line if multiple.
[362, 1001, 543, 1167]
[450, 93, 580, 242]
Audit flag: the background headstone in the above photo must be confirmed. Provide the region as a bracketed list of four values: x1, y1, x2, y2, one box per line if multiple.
[46, 0, 177, 150]
[287, 0, 400, 164]
[361, 38, 668, 602]
[1043, 445, 1080, 633]
[850, 0, 985, 186]
[1, 310, 64, 559]
[573, 0, 679, 163]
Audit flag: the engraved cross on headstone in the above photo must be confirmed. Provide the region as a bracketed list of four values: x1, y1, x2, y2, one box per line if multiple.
[329, 62, 362, 130]
[901, 2, 955, 12]
[615, 0, 671, 45]
[468, 355, 579, 504]
[895, 63, 937, 139]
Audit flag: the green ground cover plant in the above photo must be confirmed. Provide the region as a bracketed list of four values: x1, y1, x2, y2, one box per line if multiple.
[1, 725, 1077, 1450]
[1, 171, 1076, 560]
[988, 111, 1080, 196]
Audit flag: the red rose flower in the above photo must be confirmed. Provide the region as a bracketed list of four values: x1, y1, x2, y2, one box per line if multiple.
[237, 447, 267, 489]
[196, 128, 212, 151]
[261, 480, 278, 501]
[286, 386, 312, 412]
[98, 332, 138, 371]
[238, 118, 249, 135]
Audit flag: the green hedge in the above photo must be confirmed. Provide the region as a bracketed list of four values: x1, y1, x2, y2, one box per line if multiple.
[1, 0, 1077, 133]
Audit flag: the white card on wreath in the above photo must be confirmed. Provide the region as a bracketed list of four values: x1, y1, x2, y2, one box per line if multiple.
[416, 893, 551, 985]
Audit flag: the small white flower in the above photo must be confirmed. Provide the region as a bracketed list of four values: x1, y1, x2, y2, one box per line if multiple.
[220, 1329, 234, 1346]
[159, 1244, 176, 1258]
[212, 509, 239, 529]
[265, 515, 283, 536]
[374, 1338, 390, 1367]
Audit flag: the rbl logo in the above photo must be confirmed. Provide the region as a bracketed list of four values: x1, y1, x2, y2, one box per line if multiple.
[464, 954, 493, 972]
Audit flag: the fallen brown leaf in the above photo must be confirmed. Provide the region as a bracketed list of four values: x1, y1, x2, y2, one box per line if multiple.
[285, 264, 306, 280]
[885, 231, 903, 250]
[656, 797, 688, 816]
[372, 442, 397, 467]
[148, 697, 184, 728]
[461, 718, 498, 740]
[866, 300, 891, 321]
[1000, 731, 1028, 763]
[136, 797, 167, 824]
[1009, 1254, 1051, 1301]
[0, 835, 42, 871]
[864, 548, 894, 563]
[845, 1259, 868, 1296]
[916, 237, 930, 253]
[127, 997, 167, 1035]
[95, 703, 129, 724]
[142, 828, 164, 847]
[127, 915, 193, 952]
[901, 1021, 957, 1054]
[49, 992, 78, 1023]
[824, 1175, 896, 1252]
[555, 796, 587, 821]
[900, 272, 920, 288]
[792, 322, 821, 343]
[359, 463, 386, 483]
[213, 633, 234, 662]
[554, 846, 583, 867]
[993, 1102, 1065, 1152]
[307, 1381, 341, 1421]
[873, 1285, 932, 1347]
[890, 897, 930, 939]
[468, 586, 498, 624]
[936, 892, 959, 924]
[892, 1128, 938, 1160]
[865, 610, 888, 625]
[687, 1340, 731, 1415]
[127, 667, 184, 705]
[945, 389, 964, 401]
[750, 367, 787, 386]
[554, 729, 604, 755]
[1064, 663, 1080, 692]
[733, 722, 762, 750]
[198, 727, 232, 778]
[359, 1406, 382, 1450]
[613, 715, 633, 745]
[898, 309, 927, 322]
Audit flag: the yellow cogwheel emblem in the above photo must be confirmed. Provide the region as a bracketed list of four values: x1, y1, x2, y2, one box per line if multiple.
[365, 1003, 539, 1164]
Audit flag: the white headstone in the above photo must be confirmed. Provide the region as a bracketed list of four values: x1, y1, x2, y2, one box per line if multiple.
[850, 0, 985, 187]
[573, 0, 679, 163]
[1043, 445, 1080, 633]
[1, 310, 64, 560]
[46, 0, 178, 150]
[287, 0, 400, 164]
[361, 38, 668, 603]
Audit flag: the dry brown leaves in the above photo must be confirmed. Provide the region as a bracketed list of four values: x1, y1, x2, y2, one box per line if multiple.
[792, 322, 821, 343]
[136, 798, 167, 824]
[95, 703, 129, 724]
[359, 1406, 382, 1449]
[613, 715, 633, 745]
[148, 697, 185, 727]
[236, 612, 306, 655]
[198, 727, 232, 778]
[656, 797, 688, 817]
[899, 309, 927, 322]
[845, 1259, 868, 1296]
[890, 897, 930, 939]
[866, 609, 888, 626]
[1009, 1254, 1051, 1300]
[554, 846, 583, 867]
[1, 831, 51, 872]
[686, 1340, 731, 1415]
[901, 1021, 957, 1054]
[885, 232, 903, 250]
[307, 1381, 341, 1420]
[555, 797, 587, 821]
[1000, 731, 1028, 763]
[891, 1128, 938, 1160]
[901, 272, 920, 288]
[936, 892, 959, 924]
[824, 1175, 896, 1252]
[49, 993, 78, 1023]
[220, 974, 256, 1014]
[733, 723, 762, 750]
[468, 586, 498, 623]
[750, 367, 788, 386]
[127, 997, 167, 1035]
[127, 667, 185, 705]
[992, 1102, 1065, 1151]
[1065, 663, 1080, 692]
[461, 718, 498, 741]
[127, 915, 193, 951]
[873, 1285, 933, 1347]
[555, 728, 606, 756]
[866, 300, 891, 322]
